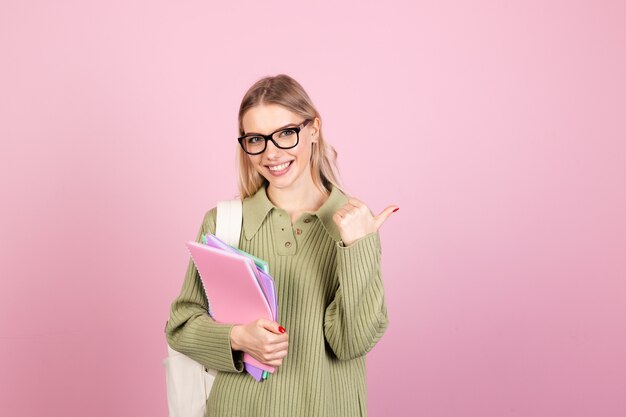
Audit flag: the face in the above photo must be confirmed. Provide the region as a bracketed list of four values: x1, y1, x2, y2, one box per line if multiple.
[241, 104, 319, 194]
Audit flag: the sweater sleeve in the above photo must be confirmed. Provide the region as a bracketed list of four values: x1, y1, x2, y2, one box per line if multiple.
[323, 231, 389, 360]
[165, 208, 244, 373]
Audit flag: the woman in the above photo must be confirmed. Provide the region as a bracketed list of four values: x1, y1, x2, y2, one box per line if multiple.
[166, 74, 397, 417]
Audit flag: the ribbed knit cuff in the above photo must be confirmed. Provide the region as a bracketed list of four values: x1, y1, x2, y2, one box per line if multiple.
[188, 315, 244, 373]
[336, 232, 380, 254]
[335, 232, 381, 282]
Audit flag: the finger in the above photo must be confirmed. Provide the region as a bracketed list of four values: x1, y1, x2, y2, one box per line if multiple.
[266, 333, 289, 346]
[348, 198, 364, 208]
[271, 349, 289, 360]
[256, 318, 273, 331]
[264, 344, 289, 359]
[266, 358, 284, 367]
[334, 207, 348, 219]
[269, 340, 289, 352]
[341, 204, 359, 215]
[257, 352, 283, 367]
[262, 347, 289, 365]
[258, 320, 285, 335]
[373, 205, 399, 230]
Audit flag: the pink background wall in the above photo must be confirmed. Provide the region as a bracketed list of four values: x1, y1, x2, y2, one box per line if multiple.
[1, 1, 625, 416]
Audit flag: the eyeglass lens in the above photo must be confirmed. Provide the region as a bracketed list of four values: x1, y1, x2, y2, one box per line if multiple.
[242, 128, 299, 154]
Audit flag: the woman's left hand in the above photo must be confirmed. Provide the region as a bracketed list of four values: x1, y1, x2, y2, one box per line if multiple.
[333, 198, 398, 247]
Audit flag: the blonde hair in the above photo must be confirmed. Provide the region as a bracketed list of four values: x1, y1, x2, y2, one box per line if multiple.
[236, 74, 342, 199]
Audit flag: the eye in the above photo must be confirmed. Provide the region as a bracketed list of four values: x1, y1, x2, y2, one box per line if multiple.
[246, 136, 263, 144]
[279, 128, 297, 137]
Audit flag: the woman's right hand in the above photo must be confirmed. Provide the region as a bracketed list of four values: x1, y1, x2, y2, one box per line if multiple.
[230, 319, 289, 367]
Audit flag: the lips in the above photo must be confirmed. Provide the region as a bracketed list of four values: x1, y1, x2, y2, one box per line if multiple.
[267, 161, 293, 172]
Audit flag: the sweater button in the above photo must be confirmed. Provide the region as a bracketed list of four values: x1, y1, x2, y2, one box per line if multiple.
[285, 241, 292, 248]
[304, 218, 311, 223]
[295, 228, 302, 235]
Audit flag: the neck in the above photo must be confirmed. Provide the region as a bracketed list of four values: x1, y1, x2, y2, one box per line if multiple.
[266, 176, 328, 213]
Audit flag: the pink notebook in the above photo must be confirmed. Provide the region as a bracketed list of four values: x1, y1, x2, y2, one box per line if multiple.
[185, 241, 275, 374]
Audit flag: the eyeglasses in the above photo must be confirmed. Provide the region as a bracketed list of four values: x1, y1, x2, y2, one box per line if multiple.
[238, 119, 311, 155]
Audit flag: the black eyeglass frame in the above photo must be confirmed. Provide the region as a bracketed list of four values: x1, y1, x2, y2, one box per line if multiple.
[237, 119, 312, 155]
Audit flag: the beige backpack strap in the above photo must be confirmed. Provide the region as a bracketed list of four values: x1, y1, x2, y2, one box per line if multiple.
[215, 199, 243, 249]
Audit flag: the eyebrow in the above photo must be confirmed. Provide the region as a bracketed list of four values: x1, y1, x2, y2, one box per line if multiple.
[242, 122, 299, 136]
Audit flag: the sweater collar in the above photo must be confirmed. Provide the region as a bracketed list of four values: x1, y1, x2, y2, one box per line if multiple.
[242, 184, 347, 242]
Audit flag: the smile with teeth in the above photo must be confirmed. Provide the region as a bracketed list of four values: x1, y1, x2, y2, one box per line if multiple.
[268, 161, 293, 172]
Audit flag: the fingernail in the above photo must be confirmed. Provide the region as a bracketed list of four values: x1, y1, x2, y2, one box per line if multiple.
[393, 207, 400, 213]
[278, 326, 286, 334]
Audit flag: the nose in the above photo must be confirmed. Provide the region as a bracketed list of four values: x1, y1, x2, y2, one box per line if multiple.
[264, 139, 282, 159]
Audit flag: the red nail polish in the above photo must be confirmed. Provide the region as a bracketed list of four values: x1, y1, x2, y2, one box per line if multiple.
[393, 207, 399, 213]
[278, 326, 286, 334]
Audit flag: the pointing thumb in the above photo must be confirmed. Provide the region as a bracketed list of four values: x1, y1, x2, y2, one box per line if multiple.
[374, 205, 399, 230]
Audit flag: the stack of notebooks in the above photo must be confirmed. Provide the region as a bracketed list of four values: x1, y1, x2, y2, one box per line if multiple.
[186, 234, 278, 382]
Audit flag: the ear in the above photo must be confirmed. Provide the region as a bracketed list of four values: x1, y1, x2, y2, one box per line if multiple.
[310, 117, 321, 143]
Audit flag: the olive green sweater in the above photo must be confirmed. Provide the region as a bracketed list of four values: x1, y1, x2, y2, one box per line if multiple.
[165, 184, 389, 417]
